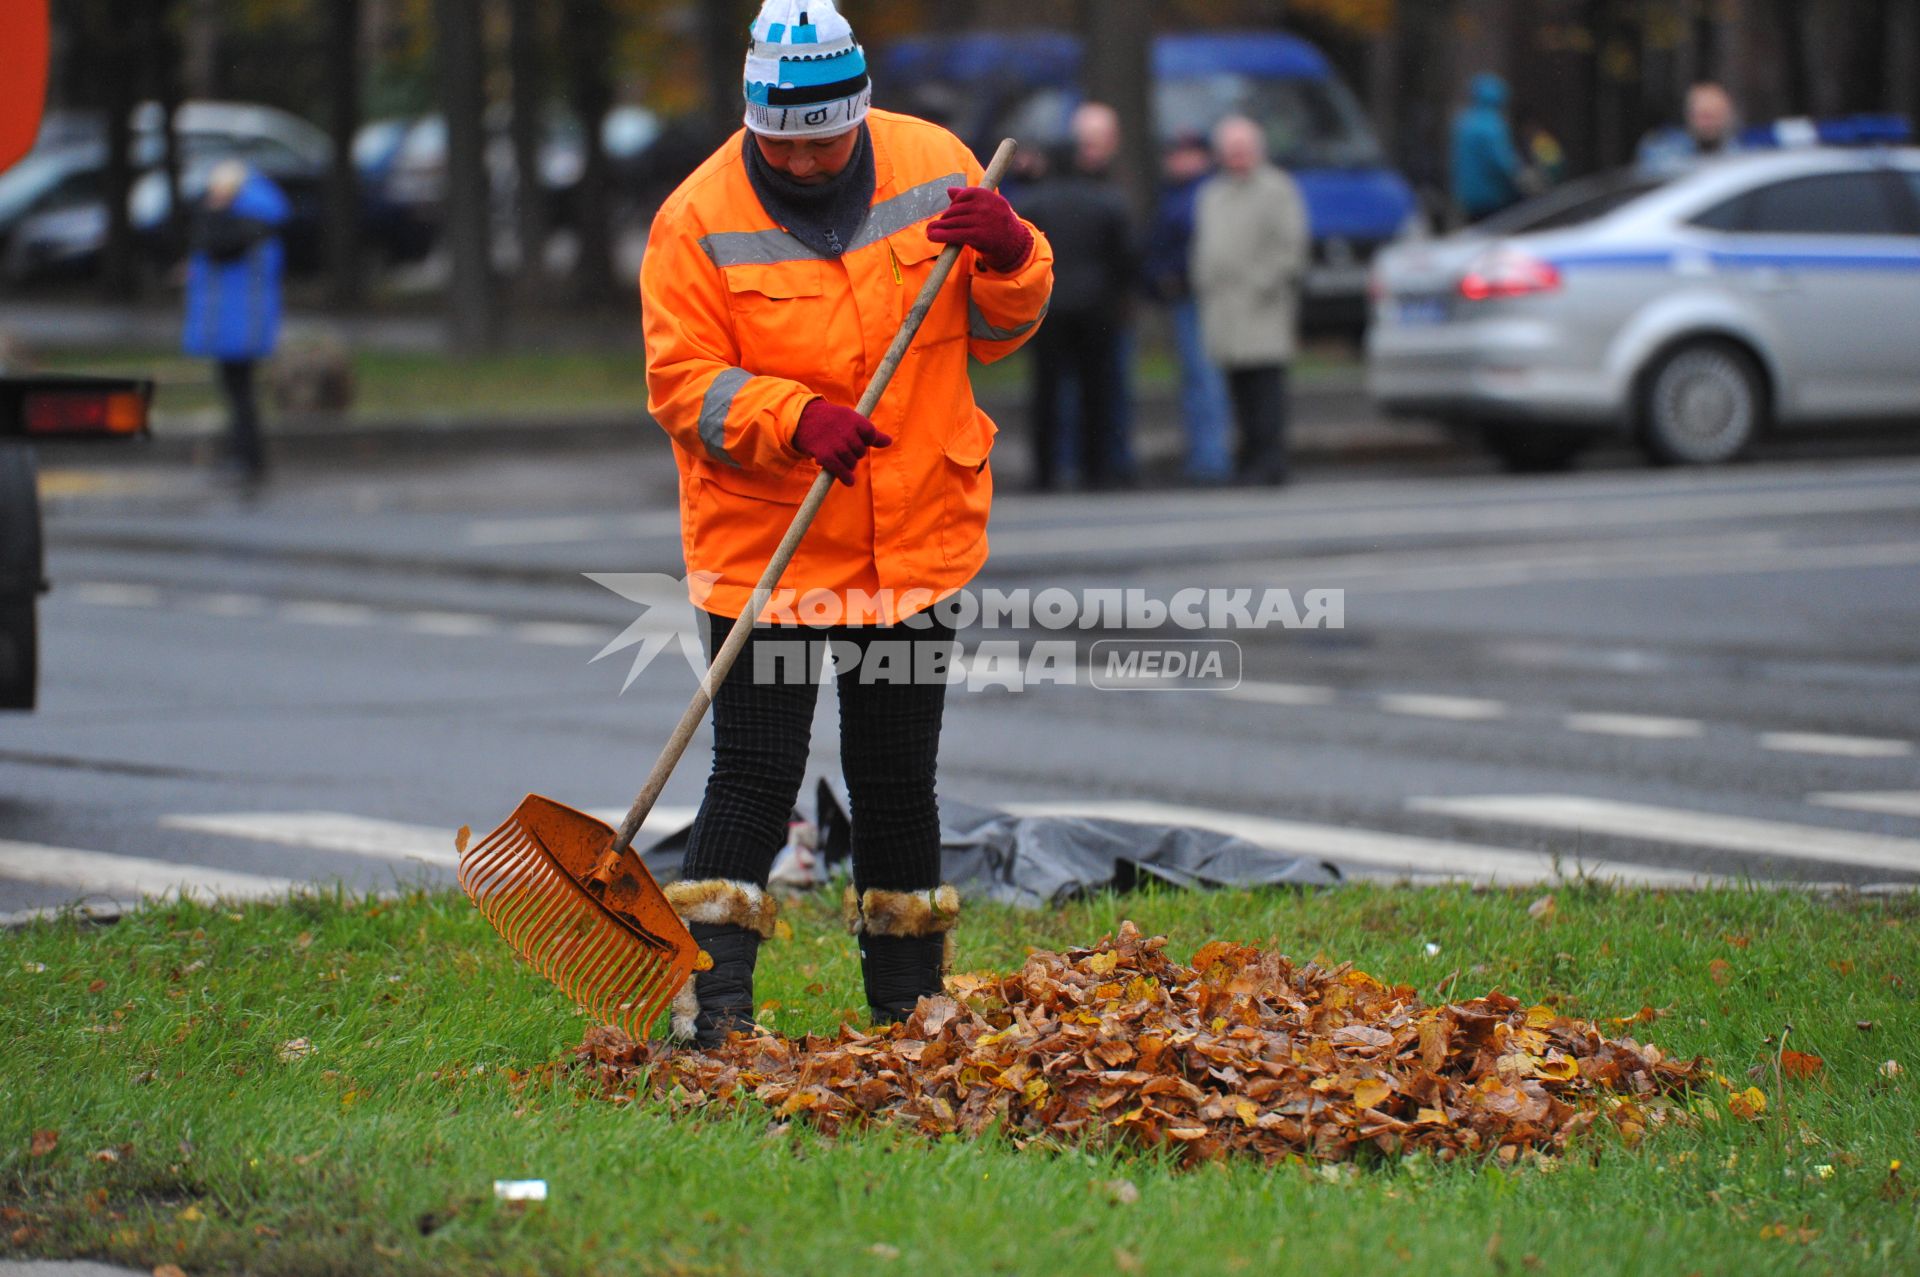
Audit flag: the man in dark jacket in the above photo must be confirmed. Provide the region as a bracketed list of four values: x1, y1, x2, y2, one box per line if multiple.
[1019, 102, 1138, 491]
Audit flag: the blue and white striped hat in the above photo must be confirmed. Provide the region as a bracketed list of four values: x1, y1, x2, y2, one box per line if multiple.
[743, 1, 872, 139]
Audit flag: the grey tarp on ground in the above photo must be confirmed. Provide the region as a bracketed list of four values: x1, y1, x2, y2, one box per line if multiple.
[644, 781, 1341, 906]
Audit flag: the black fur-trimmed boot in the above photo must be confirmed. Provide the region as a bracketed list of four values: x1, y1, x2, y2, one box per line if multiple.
[844, 885, 960, 1025]
[664, 879, 778, 1049]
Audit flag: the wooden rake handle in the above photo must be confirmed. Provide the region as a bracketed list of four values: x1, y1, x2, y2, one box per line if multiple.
[610, 137, 1021, 856]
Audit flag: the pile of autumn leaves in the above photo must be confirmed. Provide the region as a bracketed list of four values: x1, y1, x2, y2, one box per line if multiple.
[570, 922, 1704, 1165]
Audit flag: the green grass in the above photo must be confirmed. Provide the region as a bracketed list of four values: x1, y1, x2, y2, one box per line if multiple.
[37, 347, 661, 426]
[34, 339, 1360, 431]
[2, 883, 1914, 1276]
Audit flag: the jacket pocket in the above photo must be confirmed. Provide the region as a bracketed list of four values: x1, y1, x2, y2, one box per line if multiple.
[939, 411, 996, 569]
[723, 261, 828, 376]
[695, 455, 816, 506]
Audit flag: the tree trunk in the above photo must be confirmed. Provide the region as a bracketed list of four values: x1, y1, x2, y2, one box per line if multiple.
[1768, 0, 1812, 114]
[326, 0, 364, 308]
[183, 0, 220, 99]
[97, 0, 138, 301]
[433, 0, 496, 351]
[562, 0, 615, 303]
[1076, 0, 1155, 226]
[143, 0, 186, 275]
[701, 0, 751, 140]
[1843, 0, 1891, 112]
[507, 0, 548, 291]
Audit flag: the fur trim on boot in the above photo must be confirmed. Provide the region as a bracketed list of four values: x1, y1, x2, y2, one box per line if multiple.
[666, 879, 779, 940]
[841, 884, 960, 938]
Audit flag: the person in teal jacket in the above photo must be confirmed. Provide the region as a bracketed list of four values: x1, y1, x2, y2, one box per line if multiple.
[1450, 74, 1523, 224]
[182, 160, 288, 483]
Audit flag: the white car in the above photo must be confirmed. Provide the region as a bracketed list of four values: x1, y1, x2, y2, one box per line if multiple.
[1367, 147, 1920, 469]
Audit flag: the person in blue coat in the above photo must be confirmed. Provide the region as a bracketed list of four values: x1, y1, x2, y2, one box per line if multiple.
[182, 160, 288, 482]
[1145, 132, 1233, 485]
[1450, 73, 1523, 224]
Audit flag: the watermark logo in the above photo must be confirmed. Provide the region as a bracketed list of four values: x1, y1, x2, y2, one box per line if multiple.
[582, 575, 1340, 693]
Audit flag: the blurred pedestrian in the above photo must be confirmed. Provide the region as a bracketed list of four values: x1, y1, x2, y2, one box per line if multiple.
[639, 0, 1053, 1043]
[1019, 102, 1138, 491]
[1638, 82, 1744, 176]
[1145, 133, 1232, 485]
[182, 160, 288, 485]
[1521, 117, 1567, 195]
[1450, 73, 1523, 224]
[1191, 116, 1308, 488]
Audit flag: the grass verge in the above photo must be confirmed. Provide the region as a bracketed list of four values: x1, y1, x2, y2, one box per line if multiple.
[2, 883, 1914, 1276]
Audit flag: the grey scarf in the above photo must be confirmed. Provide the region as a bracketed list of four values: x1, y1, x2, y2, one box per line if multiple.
[741, 126, 875, 258]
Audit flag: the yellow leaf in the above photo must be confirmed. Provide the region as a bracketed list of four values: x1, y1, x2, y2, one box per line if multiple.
[1415, 1107, 1451, 1126]
[1524, 1005, 1556, 1028]
[1233, 1098, 1259, 1126]
[454, 825, 471, 854]
[1532, 1054, 1580, 1082]
[1085, 951, 1119, 975]
[773, 919, 794, 942]
[1022, 1077, 1049, 1105]
[1728, 1086, 1768, 1120]
[692, 949, 715, 973]
[1352, 1078, 1392, 1110]
[177, 1204, 204, 1223]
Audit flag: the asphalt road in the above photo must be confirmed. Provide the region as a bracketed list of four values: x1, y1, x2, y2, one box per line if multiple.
[5, 413, 1919, 919]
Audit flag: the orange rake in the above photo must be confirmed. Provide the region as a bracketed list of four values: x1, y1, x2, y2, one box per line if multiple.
[458, 139, 1022, 1038]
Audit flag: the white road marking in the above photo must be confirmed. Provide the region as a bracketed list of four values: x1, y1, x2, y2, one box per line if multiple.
[1565, 713, 1704, 740]
[68, 583, 162, 608]
[992, 481, 1920, 559]
[1760, 732, 1913, 759]
[189, 593, 271, 618]
[162, 806, 704, 868]
[0, 840, 297, 901]
[1410, 794, 1920, 876]
[1218, 681, 1338, 707]
[465, 511, 683, 547]
[161, 812, 463, 867]
[278, 601, 378, 627]
[402, 611, 502, 638]
[1378, 693, 1508, 721]
[511, 622, 610, 648]
[1811, 791, 1920, 819]
[1001, 799, 1718, 888]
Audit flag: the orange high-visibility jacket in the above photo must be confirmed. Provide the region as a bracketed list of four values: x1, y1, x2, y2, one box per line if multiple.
[641, 110, 1054, 625]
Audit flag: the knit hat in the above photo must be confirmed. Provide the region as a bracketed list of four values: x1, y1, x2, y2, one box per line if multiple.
[743, 1, 872, 139]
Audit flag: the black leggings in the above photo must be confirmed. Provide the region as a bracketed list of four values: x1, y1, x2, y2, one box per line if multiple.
[679, 607, 956, 893]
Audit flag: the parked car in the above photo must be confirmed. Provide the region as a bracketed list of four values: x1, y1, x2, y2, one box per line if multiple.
[1367, 145, 1920, 470]
[875, 31, 1421, 331]
[374, 104, 665, 241]
[4, 100, 426, 283]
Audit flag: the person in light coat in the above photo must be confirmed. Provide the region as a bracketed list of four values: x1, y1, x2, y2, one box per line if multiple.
[1191, 116, 1309, 487]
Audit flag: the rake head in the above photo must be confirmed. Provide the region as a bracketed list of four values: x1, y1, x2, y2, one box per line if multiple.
[457, 794, 699, 1039]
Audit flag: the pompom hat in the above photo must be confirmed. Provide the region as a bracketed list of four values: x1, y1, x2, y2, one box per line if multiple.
[743, 1, 872, 139]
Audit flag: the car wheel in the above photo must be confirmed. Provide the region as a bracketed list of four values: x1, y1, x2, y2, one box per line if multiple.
[0, 442, 42, 711]
[1639, 341, 1765, 466]
[1480, 425, 1591, 474]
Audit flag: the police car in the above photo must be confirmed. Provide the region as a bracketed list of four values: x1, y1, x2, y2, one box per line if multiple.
[1367, 133, 1920, 470]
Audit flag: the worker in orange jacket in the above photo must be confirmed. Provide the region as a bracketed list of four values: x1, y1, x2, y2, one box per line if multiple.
[641, 0, 1053, 1047]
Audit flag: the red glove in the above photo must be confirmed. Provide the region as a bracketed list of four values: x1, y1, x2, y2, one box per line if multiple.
[927, 187, 1034, 273]
[792, 399, 892, 486]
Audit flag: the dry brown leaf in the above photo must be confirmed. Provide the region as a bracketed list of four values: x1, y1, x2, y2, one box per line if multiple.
[564, 921, 1705, 1168]
[1781, 1050, 1824, 1080]
[454, 825, 472, 854]
[27, 1129, 57, 1158]
[1526, 894, 1557, 923]
[1708, 959, 1732, 987]
[153, 1266, 189, 1277]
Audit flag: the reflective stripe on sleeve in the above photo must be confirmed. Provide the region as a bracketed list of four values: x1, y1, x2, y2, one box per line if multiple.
[968, 295, 1050, 342]
[699, 368, 752, 467]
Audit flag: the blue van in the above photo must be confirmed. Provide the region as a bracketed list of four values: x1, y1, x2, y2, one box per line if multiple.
[876, 30, 1419, 329]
